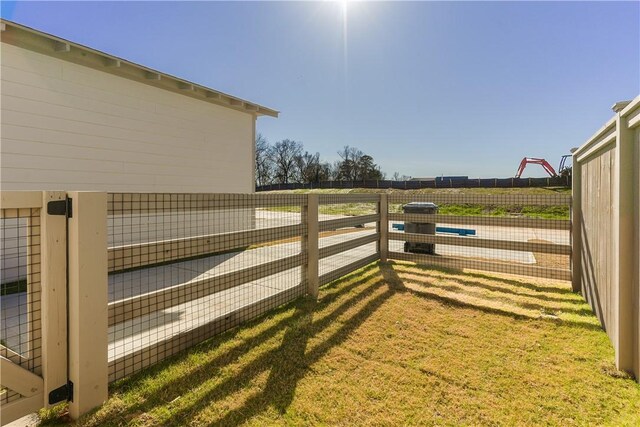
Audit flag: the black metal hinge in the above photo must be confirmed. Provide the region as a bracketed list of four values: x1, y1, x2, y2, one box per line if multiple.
[49, 381, 74, 404]
[47, 198, 72, 218]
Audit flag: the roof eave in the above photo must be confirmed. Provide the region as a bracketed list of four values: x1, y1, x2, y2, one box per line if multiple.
[0, 19, 279, 118]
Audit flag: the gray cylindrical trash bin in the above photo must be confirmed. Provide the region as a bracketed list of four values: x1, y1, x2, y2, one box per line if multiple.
[403, 202, 438, 254]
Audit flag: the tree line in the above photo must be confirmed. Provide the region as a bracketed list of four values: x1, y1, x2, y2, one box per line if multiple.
[255, 134, 395, 186]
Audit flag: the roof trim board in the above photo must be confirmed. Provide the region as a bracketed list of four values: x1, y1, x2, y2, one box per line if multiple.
[0, 19, 279, 118]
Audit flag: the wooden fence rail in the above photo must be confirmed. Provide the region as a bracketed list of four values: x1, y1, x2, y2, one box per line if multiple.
[0, 188, 576, 424]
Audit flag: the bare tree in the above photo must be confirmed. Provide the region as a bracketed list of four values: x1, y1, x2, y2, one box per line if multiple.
[269, 139, 303, 184]
[336, 146, 384, 180]
[392, 172, 411, 181]
[257, 138, 386, 185]
[255, 133, 272, 186]
[330, 160, 342, 180]
[336, 146, 364, 180]
[296, 151, 324, 183]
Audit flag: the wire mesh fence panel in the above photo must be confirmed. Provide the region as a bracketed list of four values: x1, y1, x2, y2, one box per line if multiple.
[0, 208, 42, 405]
[317, 194, 380, 286]
[107, 193, 307, 382]
[387, 193, 571, 280]
[255, 176, 572, 192]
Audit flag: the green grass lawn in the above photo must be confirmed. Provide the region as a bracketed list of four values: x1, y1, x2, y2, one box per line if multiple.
[264, 187, 570, 219]
[43, 261, 639, 426]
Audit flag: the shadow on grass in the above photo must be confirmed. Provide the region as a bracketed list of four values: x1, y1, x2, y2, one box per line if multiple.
[109, 265, 381, 395]
[82, 263, 390, 426]
[204, 263, 410, 425]
[385, 263, 601, 331]
[80, 260, 603, 426]
[165, 270, 398, 425]
[436, 273, 581, 304]
[398, 264, 581, 304]
[395, 268, 594, 316]
[393, 261, 576, 295]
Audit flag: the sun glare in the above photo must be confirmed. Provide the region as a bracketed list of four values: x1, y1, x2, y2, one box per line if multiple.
[342, 0, 349, 95]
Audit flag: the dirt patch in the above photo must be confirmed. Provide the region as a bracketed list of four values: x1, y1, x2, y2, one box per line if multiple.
[529, 239, 570, 269]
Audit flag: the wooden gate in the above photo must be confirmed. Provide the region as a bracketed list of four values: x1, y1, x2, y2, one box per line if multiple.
[1, 192, 68, 426]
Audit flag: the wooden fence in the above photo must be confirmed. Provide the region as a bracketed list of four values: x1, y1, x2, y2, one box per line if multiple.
[572, 96, 640, 380]
[0, 192, 96, 424]
[1, 189, 575, 423]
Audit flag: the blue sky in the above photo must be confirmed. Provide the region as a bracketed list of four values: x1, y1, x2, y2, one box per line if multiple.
[2, 1, 639, 178]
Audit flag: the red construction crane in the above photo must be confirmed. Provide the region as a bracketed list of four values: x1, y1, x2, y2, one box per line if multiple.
[515, 157, 557, 178]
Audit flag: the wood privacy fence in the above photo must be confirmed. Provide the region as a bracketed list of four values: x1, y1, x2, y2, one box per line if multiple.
[2, 190, 572, 423]
[572, 96, 640, 381]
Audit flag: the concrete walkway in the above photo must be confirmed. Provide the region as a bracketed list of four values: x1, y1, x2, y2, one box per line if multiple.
[108, 230, 377, 365]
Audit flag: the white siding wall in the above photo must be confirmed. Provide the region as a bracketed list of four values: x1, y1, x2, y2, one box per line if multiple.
[0, 43, 255, 193]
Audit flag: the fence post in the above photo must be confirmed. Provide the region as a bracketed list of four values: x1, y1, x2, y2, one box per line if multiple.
[304, 194, 319, 299]
[633, 118, 640, 381]
[614, 112, 635, 373]
[67, 192, 108, 419]
[571, 159, 582, 294]
[379, 194, 388, 262]
[40, 191, 68, 407]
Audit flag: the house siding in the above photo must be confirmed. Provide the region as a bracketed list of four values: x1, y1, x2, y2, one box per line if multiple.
[1, 43, 255, 193]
